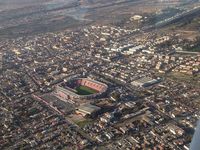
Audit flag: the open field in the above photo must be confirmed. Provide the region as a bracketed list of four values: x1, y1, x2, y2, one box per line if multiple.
[161, 15, 200, 40]
[76, 85, 98, 95]
[75, 119, 94, 128]
[0, 0, 197, 38]
[166, 72, 200, 87]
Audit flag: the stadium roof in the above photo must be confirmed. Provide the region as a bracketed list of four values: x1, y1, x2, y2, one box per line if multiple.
[77, 103, 101, 115]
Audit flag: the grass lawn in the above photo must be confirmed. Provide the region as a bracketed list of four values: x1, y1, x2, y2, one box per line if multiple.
[166, 72, 200, 87]
[75, 85, 98, 95]
[75, 119, 94, 128]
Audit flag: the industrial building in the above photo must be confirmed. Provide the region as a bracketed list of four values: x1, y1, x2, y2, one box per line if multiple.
[76, 103, 101, 116]
[131, 77, 161, 87]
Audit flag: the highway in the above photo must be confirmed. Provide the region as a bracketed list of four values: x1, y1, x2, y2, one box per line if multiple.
[143, 5, 200, 31]
[116, 5, 200, 44]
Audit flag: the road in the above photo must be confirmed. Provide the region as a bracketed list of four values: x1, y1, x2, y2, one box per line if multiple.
[31, 94, 96, 144]
[143, 5, 200, 31]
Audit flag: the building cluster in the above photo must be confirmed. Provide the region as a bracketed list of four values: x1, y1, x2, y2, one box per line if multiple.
[0, 21, 199, 149]
[0, 96, 89, 149]
[80, 76, 199, 149]
[172, 55, 200, 75]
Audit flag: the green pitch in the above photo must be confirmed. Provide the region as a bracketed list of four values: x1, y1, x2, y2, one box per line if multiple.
[76, 86, 98, 95]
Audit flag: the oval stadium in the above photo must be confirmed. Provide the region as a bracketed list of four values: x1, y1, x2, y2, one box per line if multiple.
[55, 78, 108, 101]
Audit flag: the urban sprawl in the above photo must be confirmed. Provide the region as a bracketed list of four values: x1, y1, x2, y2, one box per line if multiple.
[0, 14, 200, 150]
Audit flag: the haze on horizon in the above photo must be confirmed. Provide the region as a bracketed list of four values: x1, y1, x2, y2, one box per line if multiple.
[0, 0, 76, 11]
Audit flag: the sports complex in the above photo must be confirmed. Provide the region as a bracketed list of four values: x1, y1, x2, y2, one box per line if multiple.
[55, 78, 108, 101]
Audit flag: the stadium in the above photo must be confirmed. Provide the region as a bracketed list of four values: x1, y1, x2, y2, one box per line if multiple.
[55, 78, 108, 101]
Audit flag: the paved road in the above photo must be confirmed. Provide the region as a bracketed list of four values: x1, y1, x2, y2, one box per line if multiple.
[31, 94, 96, 144]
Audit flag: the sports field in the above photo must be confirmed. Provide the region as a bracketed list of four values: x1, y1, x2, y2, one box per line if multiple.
[75, 86, 98, 95]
